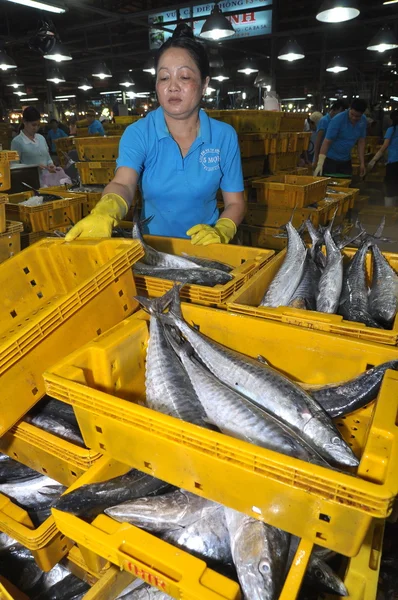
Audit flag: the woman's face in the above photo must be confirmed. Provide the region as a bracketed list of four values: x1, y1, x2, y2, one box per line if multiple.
[156, 47, 209, 120]
[24, 120, 40, 137]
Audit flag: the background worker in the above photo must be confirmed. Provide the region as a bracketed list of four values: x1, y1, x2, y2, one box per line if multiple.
[368, 109, 398, 206]
[87, 110, 105, 136]
[312, 100, 348, 169]
[304, 112, 323, 164]
[314, 99, 368, 177]
[47, 118, 68, 160]
[65, 23, 245, 245]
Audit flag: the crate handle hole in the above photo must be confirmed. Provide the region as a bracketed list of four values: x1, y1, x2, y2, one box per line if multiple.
[144, 462, 152, 470]
[70, 471, 77, 477]
[13, 452, 18, 458]
[123, 304, 128, 311]
[61, 545, 67, 552]
[194, 482, 203, 490]
[32, 387, 38, 395]
[99, 442, 106, 450]
[315, 532, 327, 541]
[96, 328, 102, 336]
[114, 276, 118, 282]
[30, 280, 37, 287]
[10, 310, 17, 318]
[42, 467, 47, 473]
[95, 426, 103, 434]
[60, 534, 65, 540]
[319, 513, 331, 523]
[37, 292, 43, 299]
[118, 290, 124, 297]
[23, 267, 30, 274]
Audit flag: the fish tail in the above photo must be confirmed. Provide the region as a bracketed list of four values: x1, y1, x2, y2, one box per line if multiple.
[168, 284, 184, 319]
[134, 287, 176, 315]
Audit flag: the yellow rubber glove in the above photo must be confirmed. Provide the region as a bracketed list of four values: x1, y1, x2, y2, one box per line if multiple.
[187, 218, 237, 246]
[65, 193, 128, 241]
[313, 154, 326, 177]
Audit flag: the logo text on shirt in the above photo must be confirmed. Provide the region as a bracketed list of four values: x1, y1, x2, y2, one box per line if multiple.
[199, 148, 220, 171]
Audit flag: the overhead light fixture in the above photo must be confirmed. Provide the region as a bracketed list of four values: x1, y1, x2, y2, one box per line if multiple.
[44, 40, 72, 62]
[46, 67, 65, 83]
[383, 0, 398, 4]
[254, 71, 272, 88]
[20, 97, 39, 101]
[92, 62, 112, 79]
[211, 74, 230, 82]
[6, 74, 24, 88]
[326, 56, 348, 73]
[142, 59, 155, 75]
[5, 0, 66, 12]
[199, 2, 235, 40]
[208, 48, 224, 69]
[119, 74, 135, 87]
[99, 90, 121, 95]
[367, 27, 398, 52]
[316, 0, 359, 22]
[0, 49, 17, 71]
[278, 39, 305, 61]
[13, 90, 26, 96]
[78, 78, 93, 91]
[237, 59, 259, 75]
[205, 86, 216, 95]
[55, 94, 75, 98]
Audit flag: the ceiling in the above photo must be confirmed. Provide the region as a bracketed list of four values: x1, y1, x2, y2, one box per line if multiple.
[0, 0, 397, 110]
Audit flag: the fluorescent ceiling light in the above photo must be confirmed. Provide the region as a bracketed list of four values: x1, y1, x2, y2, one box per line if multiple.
[367, 27, 398, 52]
[55, 94, 75, 98]
[316, 0, 359, 22]
[281, 97, 306, 101]
[383, 0, 398, 4]
[99, 90, 121, 95]
[199, 3, 235, 40]
[20, 97, 39, 101]
[278, 39, 305, 61]
[44, 41, 72, 62]
[227, 90, 242, 94]
[13, 91, 26, 96]
[4, 0, 66, 12]
[212, 74, 229, 82]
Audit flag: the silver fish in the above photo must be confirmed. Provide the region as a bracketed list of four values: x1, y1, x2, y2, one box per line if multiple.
[133, 262, 232, 286]
[305, 360, 398, 418]
[225, 507, 290, 600]
[369, 245, 398, 327]
[0, 475, 62, 510]
[137, 294, 208, 427]
[181, 252, 233, 273]
[0, 454, 43, 483]
[163, 505, 232, 565]
[289, 255, 319, 311]
[160, 287, 358, 467]
[25, 413, 84, 447]
[306, 219, 326, 271]
[165, 331, 318, 463]
[0, 543, 43, 592]
[316, 227, 343, 314]
[260, 222, 307, 307]
[118, 583, 171, 600]
[339, 241, 382, 328]
[105, 488, 219, 532]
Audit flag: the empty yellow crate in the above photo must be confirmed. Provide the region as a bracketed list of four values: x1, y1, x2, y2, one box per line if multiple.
[44, 306, 398, 557]
[214, 110, 306, 133]
[76, 162, 115, 185]
[114, 116, 141, 125]
[244, 196, 341, 229]
[267, 152, 300, 174]
[239, 132, 311, 157]
[74, 137, 121, 161]
[54, 137, 75, 162]
[0, 420, 102, 485]
[227, 247, 398, 345]
[327, 178, 352, 187]
[239, 223, 308, 251]
[6, 191, 84, 233]
[328, 186, 359, 209]
[0, 220, 23, 263]
[252, 175, 330, 208]
[241, 157, 265, 178]
[0, 164, 11, 192]
[134, 235, 274, 307]
[0, 238, 143, 436]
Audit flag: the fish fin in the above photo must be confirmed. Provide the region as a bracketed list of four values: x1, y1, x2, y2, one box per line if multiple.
[326, 206, 339, 233]
[373, 216, 385, 239]
[168, 284, 184, 319]
[39, 485, 66, 498]
[257, 355, 269, 365]
[134, 288, 175, 315]
[337, 230, 363, 250]
[163, 325, 193, 360]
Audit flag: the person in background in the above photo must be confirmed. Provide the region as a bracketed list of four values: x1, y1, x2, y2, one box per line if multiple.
[65, 23, 245, 243]
[69, 117, 77, 136]
[314, 99, 368, 177]
[368, 109, 398, 206]
[312, 100, 348, 169]
[11, 106, 57, 183]
[47, 118, 68, 155]
[304, 112, 322, 165]
[87, 110, 105, 136]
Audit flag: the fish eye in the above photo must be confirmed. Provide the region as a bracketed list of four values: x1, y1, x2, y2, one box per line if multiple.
[314, 568, 324, 580]
[259, 560, 271, 573]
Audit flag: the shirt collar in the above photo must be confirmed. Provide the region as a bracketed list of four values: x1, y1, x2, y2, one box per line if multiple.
[155, 106, 211, 143]
[21, 131, 38, 145]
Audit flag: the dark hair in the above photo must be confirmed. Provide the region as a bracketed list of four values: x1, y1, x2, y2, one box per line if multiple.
[50, 118, 58, 124]
[351, 99, 367, 113]
[23, 106, 41, 122]
[331, 99, 348, 112]
[154, 23, 210, 81]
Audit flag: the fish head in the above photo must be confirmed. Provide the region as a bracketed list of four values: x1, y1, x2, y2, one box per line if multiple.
[322, 435, 359, 467]
[308, 557, 348, 596]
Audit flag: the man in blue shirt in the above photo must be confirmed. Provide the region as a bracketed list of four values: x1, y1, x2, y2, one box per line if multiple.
[87, 110, 105, 136]
[314, 99, 368, 177]
[312, 100, 347, 168]
[47, 119, 68, 154]
[368, 109, 398, 206]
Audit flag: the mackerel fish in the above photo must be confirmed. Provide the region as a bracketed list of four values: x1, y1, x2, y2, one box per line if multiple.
[133, 262, 232, 286]
[289, 255, 319, 310]
[316, 226, 343, 314]
[369, 245, 398, 327]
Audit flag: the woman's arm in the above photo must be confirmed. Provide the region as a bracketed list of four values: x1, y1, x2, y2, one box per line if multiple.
[220, 190, 246, 226]
[102, 166, 139, 208]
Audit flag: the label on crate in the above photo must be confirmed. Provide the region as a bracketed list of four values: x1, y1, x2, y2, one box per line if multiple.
[122, 561, 169, 592]
[88, 162, 102, 168]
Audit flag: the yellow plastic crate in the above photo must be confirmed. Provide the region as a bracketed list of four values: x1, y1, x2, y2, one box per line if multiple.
[239, 132, 311, 158]
[327, 178, 352, 187]
[20, 229, 69, 250]
[114, 116, 141, 125]
[0, 420, 102, 485]
[0, 151, 19, 163]
[52, 456, 241, 600]
[252, 175, 330, 208]
[239, 224, 297, 251]
[76, 128, 90, 137]
[74, 137, 121, 161]
[0, 220, 23, 263]
[0, 163, 11, 192]
[133, 235, 274, 307]
[214, 110, 306, 133]
[0, 196, 8, 234]
[76, 162, 115, 185]
[0, 577, 29, 600]
[241, 157, 265, 178]
[0, 238, 143, 436]
[244, 196, 341, 229]
[267, 152, 300, 174]
[328, 186, 359, 209]
[6, 191, 85, 233]
[228, 247, 398, 345]
[54, 137, 75, 163]
[44, 306, 398, 557]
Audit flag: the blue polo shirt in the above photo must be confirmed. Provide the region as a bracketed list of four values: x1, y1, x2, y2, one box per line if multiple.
[47, 127, 68, 152]
[88, 120, 105, 136]
[325, 110, 367, 162]
[385, 126, 398, 164]
[317, 113, 331, 133]
[116, 107, 244, 238]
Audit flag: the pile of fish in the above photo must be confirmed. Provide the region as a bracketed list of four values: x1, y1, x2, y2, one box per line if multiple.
[129, 216, 235, 287]
[51, 285, 397, 599]
[260, 217, 398, 329]
[25, 396, 85, 447]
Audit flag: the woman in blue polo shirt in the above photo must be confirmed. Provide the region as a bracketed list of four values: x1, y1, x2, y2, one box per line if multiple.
[66, 24, 245, 244]
[368, 110, 398, 206]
